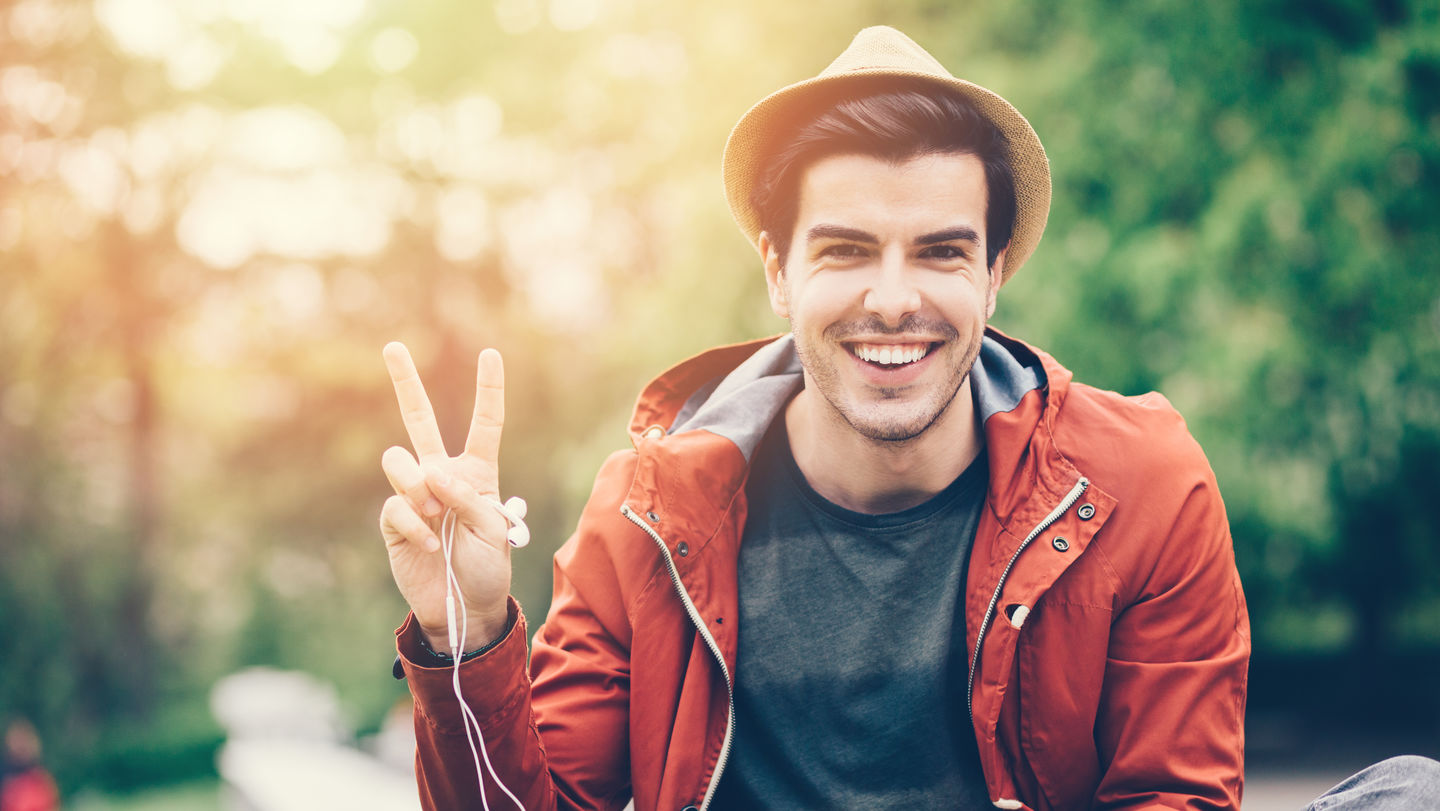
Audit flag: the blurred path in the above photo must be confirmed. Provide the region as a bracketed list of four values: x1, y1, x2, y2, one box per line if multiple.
[210, 668, 420, 811]
[218, 739, 419, 811]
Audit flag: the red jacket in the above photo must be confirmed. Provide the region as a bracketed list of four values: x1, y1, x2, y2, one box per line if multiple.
[396, 328, 1249, 811]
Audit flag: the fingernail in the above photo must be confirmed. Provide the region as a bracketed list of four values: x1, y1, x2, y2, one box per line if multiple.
[424, 498, 443, 517]
[425, 534, 440, 553]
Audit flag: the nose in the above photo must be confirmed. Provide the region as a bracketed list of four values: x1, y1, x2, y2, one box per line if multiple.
[862, 249, 922, 326]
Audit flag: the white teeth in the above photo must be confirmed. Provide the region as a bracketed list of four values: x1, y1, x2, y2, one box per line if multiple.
[853, 343, 929, 366]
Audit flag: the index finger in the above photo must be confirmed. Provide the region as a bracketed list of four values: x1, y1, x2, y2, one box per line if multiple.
[383, 342, 448, 461]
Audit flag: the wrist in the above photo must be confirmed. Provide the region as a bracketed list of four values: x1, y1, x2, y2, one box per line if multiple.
[419, 602, 511, 655]
[415, 621, 509, 664]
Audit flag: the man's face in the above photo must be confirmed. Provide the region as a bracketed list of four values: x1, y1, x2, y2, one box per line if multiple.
[761, 151, 1003, 443]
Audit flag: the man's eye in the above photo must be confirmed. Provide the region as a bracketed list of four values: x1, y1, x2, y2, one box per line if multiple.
[820, 244, 865, 259]
[921, 244, 968, 260]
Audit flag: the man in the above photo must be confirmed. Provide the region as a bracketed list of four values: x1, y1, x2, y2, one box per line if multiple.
[378, 26, 1432, 811]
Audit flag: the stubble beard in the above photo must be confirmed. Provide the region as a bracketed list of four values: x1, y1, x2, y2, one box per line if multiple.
[792, 315, 982, 444]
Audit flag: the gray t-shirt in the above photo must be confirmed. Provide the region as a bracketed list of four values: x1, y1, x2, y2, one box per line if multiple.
[710, 420, 993, 810]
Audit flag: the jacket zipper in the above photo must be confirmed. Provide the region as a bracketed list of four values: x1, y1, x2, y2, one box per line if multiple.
[967, 477, 1089, 722]
[621, 505, 735, 811]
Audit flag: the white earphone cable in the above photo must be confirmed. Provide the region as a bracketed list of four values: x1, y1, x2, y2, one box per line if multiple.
[440, 504, 526, 811]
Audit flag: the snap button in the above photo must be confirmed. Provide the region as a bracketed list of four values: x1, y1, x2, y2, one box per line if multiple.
[1051, 536, 1070, 552]
[1077, 503, 1096, 520]
[644, 425, 664, 440]
[646, 510, 659, 522]
[676, 541, 689, 557]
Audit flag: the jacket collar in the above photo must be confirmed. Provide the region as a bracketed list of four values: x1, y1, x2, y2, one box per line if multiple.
[622, 328, 1067, 544]
[631, 328, 1055, 457]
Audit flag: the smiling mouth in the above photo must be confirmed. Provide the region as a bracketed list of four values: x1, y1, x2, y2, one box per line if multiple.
[847, 341, 935, 367]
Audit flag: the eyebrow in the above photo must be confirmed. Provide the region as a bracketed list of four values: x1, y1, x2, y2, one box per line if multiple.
[806, 224, 877, 244]
[805, 224, 981, 247]
[916, 226, 981, 246]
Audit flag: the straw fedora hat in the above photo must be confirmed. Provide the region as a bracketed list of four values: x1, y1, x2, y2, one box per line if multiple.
[722, 25, 1050, 283]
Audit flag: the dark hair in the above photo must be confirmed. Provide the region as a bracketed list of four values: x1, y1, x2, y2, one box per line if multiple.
[752, 84, 1016, 269]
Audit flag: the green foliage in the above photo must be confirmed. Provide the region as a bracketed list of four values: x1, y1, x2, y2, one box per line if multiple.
[971, 0, 1440, 654]
[71, 779, 222, 811]
[85, 699, 223, 793]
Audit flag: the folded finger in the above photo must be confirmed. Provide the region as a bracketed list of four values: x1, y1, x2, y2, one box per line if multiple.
[382, 445, 444, 518]
[424, 466, 506, 551]
[381, 495, 440, 553]
[383, 342, 448, 461]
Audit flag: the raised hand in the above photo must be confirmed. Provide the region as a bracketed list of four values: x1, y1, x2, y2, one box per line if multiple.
[379, 342, 514, 651]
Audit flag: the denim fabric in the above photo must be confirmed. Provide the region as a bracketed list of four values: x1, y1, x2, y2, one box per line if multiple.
[1305, 756, 1440, 810]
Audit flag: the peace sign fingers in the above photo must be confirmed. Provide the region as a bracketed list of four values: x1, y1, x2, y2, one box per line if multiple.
[462, 348, 505, 465]
[378, 341, 516, 651]
[383, 341, 448, 462]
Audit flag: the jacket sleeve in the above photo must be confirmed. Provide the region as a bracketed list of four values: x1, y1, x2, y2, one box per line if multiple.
[398, 597, 557, 810]
[400, 453, 640, 811]
[399, 573, 635, 811]
[1091, 472, 1250, 810]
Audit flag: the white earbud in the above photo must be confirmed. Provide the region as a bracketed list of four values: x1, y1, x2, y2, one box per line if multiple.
[486, 496, 530, 548]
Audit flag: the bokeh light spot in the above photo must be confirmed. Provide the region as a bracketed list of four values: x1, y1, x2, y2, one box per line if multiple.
[435, 186, 492, 263]
[369, 27, 419, 74]
[549, 0, 600, 31]
[224, 106, 349, 172]
[494, 0, 542, 35]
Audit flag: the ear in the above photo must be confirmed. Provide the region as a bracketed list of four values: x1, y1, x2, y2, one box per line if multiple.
[759, 231, 790, 319]
[984, 247, 1006, 319]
